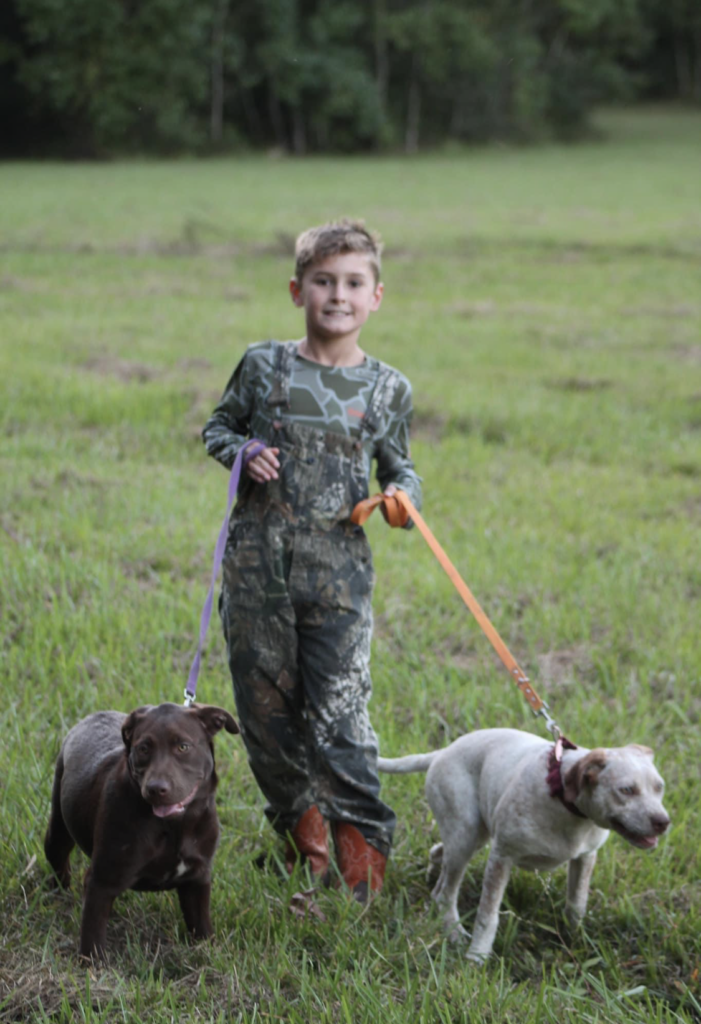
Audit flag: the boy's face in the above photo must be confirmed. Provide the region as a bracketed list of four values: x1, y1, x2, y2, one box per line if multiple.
[289, 253, 383, 344]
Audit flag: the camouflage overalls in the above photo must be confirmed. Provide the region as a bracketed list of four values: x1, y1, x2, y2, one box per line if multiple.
[203, 341, 421, 854]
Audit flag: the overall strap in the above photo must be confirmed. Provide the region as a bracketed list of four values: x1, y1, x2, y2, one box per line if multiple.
[358, 363, 400, 441]
[267, 340, 297, 411]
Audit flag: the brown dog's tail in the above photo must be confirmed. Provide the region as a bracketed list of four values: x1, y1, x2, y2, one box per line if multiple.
[377, 752, 436, 774]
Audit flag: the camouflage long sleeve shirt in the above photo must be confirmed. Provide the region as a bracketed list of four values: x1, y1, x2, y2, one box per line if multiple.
[202, 340, 422, 509]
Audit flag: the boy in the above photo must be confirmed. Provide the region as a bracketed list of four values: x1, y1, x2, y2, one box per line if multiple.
[202, 219, 421, 901]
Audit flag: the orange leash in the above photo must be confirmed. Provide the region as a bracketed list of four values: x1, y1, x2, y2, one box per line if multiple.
[351, 491, 559, 733]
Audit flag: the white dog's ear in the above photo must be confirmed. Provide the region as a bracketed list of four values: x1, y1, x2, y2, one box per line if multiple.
[626, 743, 654, 758]
[563, 749, 607, 804]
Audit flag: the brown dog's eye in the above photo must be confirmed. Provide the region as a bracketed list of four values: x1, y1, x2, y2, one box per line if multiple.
[177, 742, 190, 753]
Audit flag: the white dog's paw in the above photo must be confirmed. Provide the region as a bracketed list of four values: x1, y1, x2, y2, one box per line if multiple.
[447, 922, 470, 944]
[466, 949, 488, 966]
[565, 905, 586, 928]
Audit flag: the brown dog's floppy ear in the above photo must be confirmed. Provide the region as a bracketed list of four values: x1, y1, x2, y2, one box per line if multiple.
[121, 706, 151, 750]
[193, 705, 240, 737]
[563, 748, 608, 804]
[626, 744, 654, 758]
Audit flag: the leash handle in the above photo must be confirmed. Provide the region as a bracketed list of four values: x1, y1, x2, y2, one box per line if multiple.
[352, 491, 553, 724]
[184, 440, 266, 706]
[351, 492, 409, 528]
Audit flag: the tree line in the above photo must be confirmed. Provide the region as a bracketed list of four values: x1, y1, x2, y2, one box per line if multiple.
[1, 0, 700, 156]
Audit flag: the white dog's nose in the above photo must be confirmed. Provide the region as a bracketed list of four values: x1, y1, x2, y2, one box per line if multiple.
[650, 814, 670, 835]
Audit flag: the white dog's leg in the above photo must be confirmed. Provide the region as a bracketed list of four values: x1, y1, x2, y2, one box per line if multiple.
[431, 827, 483, 942]
[565, 850, 597, 924]
[466, 851, 512, 962]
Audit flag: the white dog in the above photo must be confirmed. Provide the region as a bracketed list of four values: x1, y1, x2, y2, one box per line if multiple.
[378, 728, 669, 961]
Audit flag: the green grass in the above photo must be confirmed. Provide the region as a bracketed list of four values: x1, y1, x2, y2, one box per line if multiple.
[1, 107, 700, 1022]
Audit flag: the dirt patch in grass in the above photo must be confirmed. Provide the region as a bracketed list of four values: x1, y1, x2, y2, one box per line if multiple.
[412, 410, 506, 446]
[139, 280, 250, 302]
[447, 300, 497, 318]
[682, 497, 701, 520]
[81, 355, 161, 383]
[121, 557, 163, 590]
[177, 357, 213, 372]
[536, 643, 595, 690]
[482, 237, 701, 264]
[254, 230, 296, 257]
[669, 460, 701, 478]
[0, 941, 252, 1022]
[54, 468, 115, 490]
[7, 231, 700, 266]
[1, 516, 21, 544]
[411, 410, 448, 443]
[449, 649, 488, 674]
[0, 275, 38, 292]
[673, 344, 701, 364]
[447, 300, 558, 319]
[546, 377, 613, 392]
[621, 304, 699, 319]
[0, 950, 116, 1022]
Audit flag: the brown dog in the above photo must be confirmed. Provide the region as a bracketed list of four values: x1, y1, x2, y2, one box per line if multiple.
[44, 702, 239, 959]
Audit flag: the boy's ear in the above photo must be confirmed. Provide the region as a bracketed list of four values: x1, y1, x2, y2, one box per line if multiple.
[371, 280, 384, 311]
[289, 277, 304, 307]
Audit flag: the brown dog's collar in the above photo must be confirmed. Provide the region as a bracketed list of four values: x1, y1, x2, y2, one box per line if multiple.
[547, 737, 587, 818]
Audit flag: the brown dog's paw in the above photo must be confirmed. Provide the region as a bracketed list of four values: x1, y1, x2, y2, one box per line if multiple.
[45, 871, 70, 892]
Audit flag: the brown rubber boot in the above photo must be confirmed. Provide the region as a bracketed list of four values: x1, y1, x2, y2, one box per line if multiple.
[284, 805, 330, 881]
[333, 822, 387, 904]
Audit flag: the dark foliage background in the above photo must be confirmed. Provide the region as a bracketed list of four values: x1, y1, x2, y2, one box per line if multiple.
[1, 0, 700, 156]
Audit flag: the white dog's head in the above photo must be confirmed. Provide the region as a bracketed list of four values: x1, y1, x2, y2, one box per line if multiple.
[564, 744, 670, 849]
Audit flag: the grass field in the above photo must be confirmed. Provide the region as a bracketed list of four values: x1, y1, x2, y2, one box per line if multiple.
[1, 107, 700, 1022]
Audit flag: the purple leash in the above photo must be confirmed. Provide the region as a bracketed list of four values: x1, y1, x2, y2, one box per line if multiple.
[184, 440, 265, 706]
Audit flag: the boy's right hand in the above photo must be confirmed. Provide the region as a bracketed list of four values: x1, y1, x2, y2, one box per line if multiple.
[245, 445, 280, 483]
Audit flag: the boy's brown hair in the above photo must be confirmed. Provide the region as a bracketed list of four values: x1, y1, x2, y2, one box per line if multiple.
[294, 218, 383, 284]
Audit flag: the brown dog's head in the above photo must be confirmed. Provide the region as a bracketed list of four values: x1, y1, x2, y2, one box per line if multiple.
[122, 702, 239, 818]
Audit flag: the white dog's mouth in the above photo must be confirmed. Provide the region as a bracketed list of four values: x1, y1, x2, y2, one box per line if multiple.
[609, 818, 659, 850]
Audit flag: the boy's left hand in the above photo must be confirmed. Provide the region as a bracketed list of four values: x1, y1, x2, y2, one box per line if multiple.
[380, 485, 411, 528]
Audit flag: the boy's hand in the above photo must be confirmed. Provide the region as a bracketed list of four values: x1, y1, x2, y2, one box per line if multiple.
[380, 484, 410, 527]
[245, 445, 280, 483]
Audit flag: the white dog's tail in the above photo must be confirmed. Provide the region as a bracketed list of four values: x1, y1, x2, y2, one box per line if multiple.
[377, 752, 436, 774]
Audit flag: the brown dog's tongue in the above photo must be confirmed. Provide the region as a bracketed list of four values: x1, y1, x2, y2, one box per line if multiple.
[153, 803, 185, 818]
[151, 784, 199, 818]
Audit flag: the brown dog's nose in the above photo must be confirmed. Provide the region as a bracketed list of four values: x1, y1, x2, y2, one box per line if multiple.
[145, 780, 171, 800]
[650, 815, 670, 835]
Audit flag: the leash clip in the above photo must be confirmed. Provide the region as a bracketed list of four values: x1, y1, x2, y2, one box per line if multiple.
[535, 702, 561, 740]
[183, 689, 195, 708]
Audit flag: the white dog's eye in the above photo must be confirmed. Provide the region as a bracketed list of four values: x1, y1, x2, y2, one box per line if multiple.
[618, 785, 637, 796]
